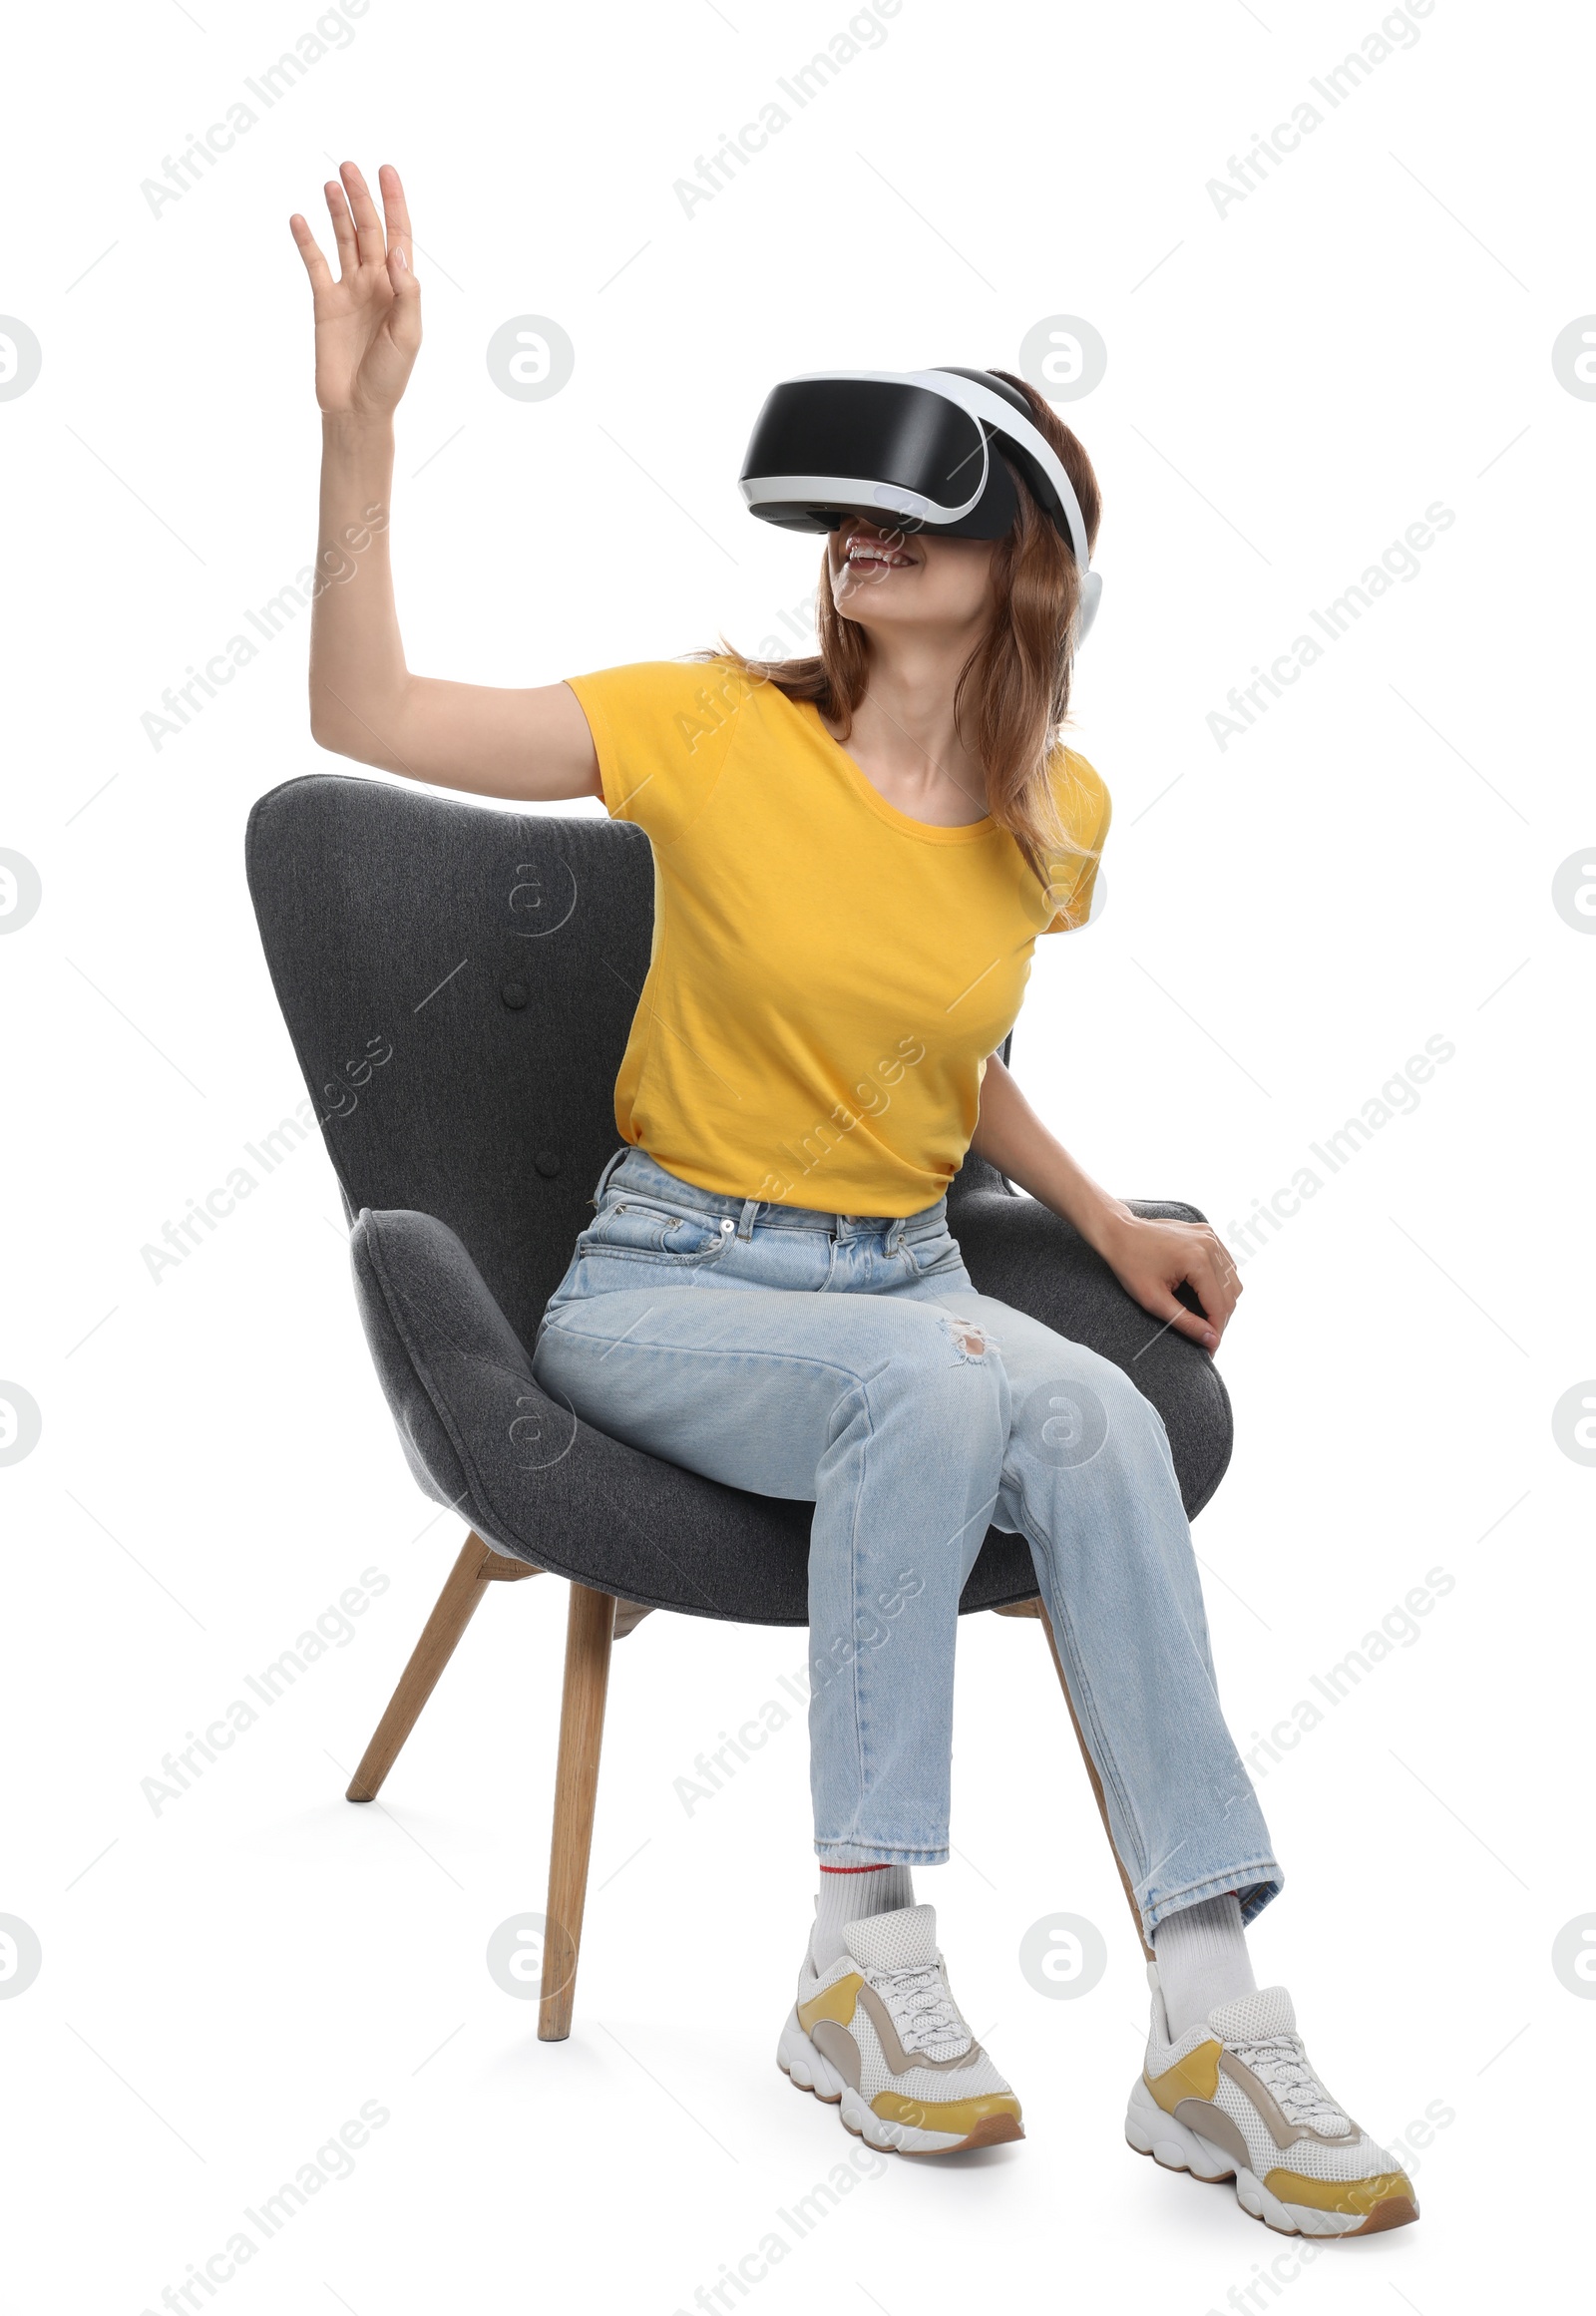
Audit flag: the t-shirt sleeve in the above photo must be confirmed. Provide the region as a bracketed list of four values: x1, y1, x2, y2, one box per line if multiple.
[1038, 747, 1111, 933]
[564, 657, 749, 849]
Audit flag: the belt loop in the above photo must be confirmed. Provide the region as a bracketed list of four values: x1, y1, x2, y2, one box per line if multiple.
[592, 1144, 628, 1207]
[736, 1196, 760, 1241]
[886, 1215, 906, 1255]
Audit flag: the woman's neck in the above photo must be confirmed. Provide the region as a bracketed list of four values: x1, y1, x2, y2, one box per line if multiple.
[818, 633, 990, 827]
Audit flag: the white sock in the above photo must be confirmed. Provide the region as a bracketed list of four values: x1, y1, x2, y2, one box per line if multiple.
[810, 1863, 916, 1971]
[1152, 1891, 1256, 2038]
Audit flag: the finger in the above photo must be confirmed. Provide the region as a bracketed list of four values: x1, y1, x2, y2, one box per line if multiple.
[340, 160, 387, 268]
[1187, 1277, 1236, 1345]
[1150, 1294, 1220, 1352]
[384, 238, 422, 352]
[1182, 1232, 1239, 1318]
[1189, 1250, 1239, 1329]
[287, 212, 334, 295]
[323, 177, 358, 277]
[1202, 1227, 1242, 1292]
[377, 162, 413, 269]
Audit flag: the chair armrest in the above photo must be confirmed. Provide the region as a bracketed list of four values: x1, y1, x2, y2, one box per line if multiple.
[350, 1207, 541, 1528]
[349, 1205, 816, 1616]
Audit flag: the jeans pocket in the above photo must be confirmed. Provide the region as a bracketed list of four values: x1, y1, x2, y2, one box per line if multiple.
[904, 1225, 965, 1279]
[580, 1198, 726, 1265]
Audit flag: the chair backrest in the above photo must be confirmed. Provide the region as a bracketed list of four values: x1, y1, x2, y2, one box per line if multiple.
[246, 775, 656, 1355]
[247, 772, 1014, 1354]
[247, 778, 1014, 1352]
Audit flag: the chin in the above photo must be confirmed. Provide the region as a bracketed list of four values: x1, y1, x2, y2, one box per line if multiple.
[835, 598, 907, 630]
[835, 577, 917, 613]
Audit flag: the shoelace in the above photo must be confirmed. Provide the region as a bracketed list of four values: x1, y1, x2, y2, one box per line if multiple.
[867, 1961, 972, 2060]
[1232, 2033, 1351, 2135]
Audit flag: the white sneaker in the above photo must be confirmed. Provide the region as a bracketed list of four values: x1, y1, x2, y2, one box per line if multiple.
[1125, 1973, 1418, 2236]
[777, 1903, 1023, 2155]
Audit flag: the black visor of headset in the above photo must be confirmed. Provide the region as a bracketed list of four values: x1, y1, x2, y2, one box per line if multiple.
[738, 366, 1101, 640]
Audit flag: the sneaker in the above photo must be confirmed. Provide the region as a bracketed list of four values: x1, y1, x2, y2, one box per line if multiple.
[1125, 1975, 1418, 2236]
[776, 1903, 1022, 2155]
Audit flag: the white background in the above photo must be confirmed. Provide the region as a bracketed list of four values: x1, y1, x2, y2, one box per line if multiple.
[2, 0, 1591, 2308]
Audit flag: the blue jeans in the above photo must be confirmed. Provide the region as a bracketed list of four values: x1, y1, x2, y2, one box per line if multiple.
[532, 1147, 1282, 1937]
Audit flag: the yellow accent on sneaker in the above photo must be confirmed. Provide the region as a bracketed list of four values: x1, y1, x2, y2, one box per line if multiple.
[1263, 2166, 1415, 2216]
[797, 1973, 863, 2035]
[871, 2091, 1024, 2136]
[1146, 2039, 1222, 2112]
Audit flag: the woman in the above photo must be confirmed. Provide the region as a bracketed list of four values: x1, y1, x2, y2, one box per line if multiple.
[291, 160, 1416, 2237]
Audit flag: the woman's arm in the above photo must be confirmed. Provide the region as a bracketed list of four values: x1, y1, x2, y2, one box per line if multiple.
[969, 1053, 1241, 1351]
[290, 162, 599, 803]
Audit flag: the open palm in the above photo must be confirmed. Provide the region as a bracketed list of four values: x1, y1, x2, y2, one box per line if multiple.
[289, 161, 421, 420]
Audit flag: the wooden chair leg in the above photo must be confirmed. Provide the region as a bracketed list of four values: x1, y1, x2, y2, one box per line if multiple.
[539, 1583, 616, 2043]
[345, 1530, 538, 1802]
[997, 1596, 1153, 1959]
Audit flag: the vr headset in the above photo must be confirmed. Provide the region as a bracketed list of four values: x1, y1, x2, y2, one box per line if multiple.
[738, 366, 1100, 641]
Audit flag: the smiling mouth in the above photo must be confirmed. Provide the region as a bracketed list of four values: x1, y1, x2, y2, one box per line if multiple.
[843, 534, 917, 571]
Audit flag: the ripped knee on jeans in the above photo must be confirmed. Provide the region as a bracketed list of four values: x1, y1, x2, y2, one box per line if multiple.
[941, 1312, 994, 1360]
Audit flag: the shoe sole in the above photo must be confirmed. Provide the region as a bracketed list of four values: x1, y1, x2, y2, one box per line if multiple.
[1124, 2080, 1418, 2238]
[777, 2007, 1023, 2156]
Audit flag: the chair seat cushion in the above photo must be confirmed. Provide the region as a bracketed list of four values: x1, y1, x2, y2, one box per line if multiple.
[351, 1187, 1231, 1626]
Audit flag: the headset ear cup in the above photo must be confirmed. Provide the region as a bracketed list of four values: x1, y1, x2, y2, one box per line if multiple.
[1076, 568, 1102, 643]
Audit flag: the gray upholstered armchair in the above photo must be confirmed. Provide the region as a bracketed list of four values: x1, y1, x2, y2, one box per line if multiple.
[245, 774, 1233, 2037]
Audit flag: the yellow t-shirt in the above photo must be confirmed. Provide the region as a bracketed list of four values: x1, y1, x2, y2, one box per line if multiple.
[565, 657, 1109, 1217]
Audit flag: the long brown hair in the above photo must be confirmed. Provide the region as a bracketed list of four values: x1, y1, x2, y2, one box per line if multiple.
[698, 369, 1102, 900]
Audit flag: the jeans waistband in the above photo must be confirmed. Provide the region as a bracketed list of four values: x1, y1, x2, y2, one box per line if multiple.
[596, 1145, 949, 1241]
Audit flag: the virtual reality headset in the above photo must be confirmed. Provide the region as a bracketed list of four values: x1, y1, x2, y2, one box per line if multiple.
[738, 366, 1101, 640]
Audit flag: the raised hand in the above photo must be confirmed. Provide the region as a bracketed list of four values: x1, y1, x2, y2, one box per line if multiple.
[289, 161, 421, 420]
